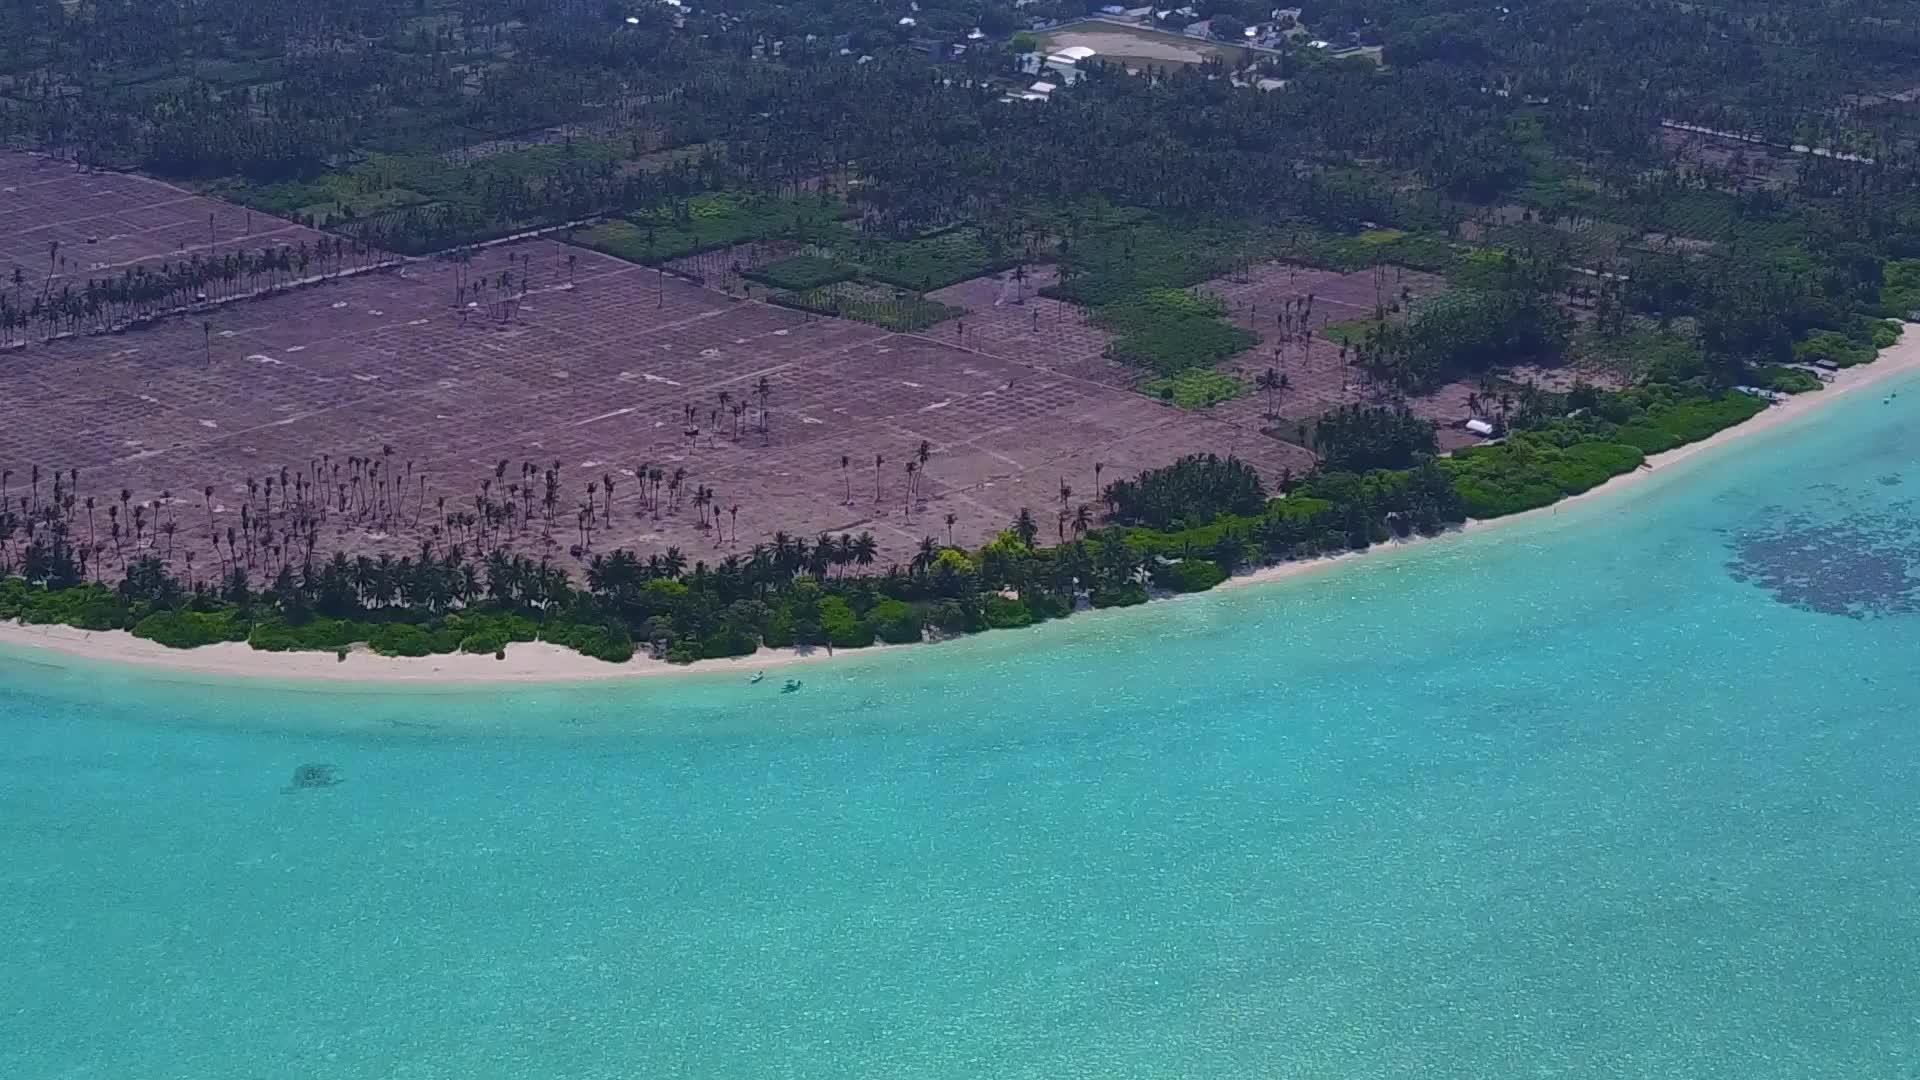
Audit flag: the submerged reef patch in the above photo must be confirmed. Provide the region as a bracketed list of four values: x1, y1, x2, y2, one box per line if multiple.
[283, 763, 343, 792]
[1728, 507, 1920, 618]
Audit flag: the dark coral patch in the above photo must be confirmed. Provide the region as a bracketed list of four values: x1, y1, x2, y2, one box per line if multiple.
[284, 763, 343, 792]
[1729, 511, 1920, 618]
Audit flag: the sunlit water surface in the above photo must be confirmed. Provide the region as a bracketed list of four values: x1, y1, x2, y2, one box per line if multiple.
[5, 377, 1918, 1078]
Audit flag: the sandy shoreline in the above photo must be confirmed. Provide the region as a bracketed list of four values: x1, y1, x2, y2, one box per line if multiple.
[5, 336, 1918, 686]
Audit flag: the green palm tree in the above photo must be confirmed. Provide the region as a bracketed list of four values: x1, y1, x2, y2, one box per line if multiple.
[1256, 367, 1280, 418]
[1013, 508, 1038, 547]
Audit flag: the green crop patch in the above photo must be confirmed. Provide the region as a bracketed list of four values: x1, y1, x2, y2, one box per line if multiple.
[1097, 289, 1257, 375]
[1142, 369, 1243, 409]
[586, 194, 850, 264]
[743, 254, 857, 291]
[847, 229, 1013, 292]
[769, 282, 961, 331]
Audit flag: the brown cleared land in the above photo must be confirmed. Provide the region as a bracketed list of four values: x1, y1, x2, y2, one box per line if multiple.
[0, 154, 340, 294]
[0, 179, 1312, 575]
[935, 260, 1606, 455]
[930, 260, 1494, 448]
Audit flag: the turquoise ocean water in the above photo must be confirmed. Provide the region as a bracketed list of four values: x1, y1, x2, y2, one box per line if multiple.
[4, 375, 1918, 1079]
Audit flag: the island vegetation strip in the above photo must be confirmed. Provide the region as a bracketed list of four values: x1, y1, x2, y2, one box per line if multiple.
[2, 333, 1912, 684]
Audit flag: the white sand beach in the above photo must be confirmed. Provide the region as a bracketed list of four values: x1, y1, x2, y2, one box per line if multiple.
[5, 333, 1919, 685]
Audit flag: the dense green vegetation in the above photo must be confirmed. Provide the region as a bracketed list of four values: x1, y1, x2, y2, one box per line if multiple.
[1794, 326, 1887, 368]
[1097, 289, 1257, 376]
[1361, 282, 1572, 391]
[1879, 261, 1920, 320]
[1046, 217, 1247, 307]
[846, 229, 1014, 292]
[1444, 437, 1644, 519]
[1750, 366, 1825, 395]
[1312, 405, 1438, 471]
[744, 255, 858, 291]
[574, 194, 849, 265]
[767, 283, 962, 331]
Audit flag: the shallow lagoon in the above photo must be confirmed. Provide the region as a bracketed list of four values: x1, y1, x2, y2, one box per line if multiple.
[3, 372, 1918, 1078]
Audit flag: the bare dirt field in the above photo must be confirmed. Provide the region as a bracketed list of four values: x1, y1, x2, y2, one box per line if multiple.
[0, 154, 338, 295]
[1, 235, 1312, 575]
[927, 261, 1510, 451]
[928, 265, 1116, 379]
[929, 260, 1614, 459]
[936, 261, 1462, 431]
[1655, 128, 1799, 191]
[1206, 261, 1445, 420]
[1037, 21, 1247, 68]
[1204, 262, 1604, 451]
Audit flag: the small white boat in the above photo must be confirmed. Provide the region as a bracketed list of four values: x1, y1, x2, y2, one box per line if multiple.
[748, 671, 765, 684]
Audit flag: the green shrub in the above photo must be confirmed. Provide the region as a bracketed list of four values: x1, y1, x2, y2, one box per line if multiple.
[1878, 260, 1920, 319]
[368, 623, 434, 657]
[1613, 392, 1765, 454]
[1443, 434, 1644, 519]
[1793, 329, 1876, 368]
[249, 614, 305, 645]
[1162, 559, 1229, 593]
[1090, 582, 1150, 608]
[868, 598, 925, 644]
[244, 618, 300, 651]
[1024, 590, 1073, 621]
[445, 611, 538, 644]
[982, 595, 1034, 629]
[250, 617, 365, 652]
[818, 596, 875, 648]
[697, 627, 760, 659]
[762, 609, 796, 648]
[133, 608, 245, 649]
[1751, 366, 1822, 394]
[459, 629, 509, 655]
[69, 598, 124, 630]
[541, 620, 636, 663]
[926, 598, 984, 635]
[5, 582, 129, 630]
